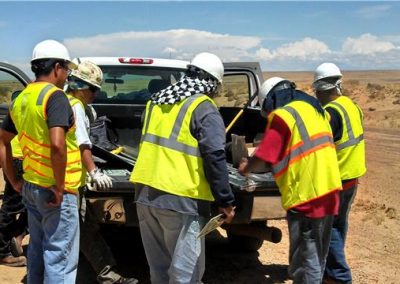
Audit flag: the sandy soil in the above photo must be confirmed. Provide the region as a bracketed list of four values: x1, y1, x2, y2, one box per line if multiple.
[1, 71, 399, 283]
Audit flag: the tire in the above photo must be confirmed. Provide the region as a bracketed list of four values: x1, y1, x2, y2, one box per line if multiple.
[226, 221, 266, 252]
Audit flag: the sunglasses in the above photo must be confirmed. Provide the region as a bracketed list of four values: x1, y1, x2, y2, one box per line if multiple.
[68, 77, 99, 93]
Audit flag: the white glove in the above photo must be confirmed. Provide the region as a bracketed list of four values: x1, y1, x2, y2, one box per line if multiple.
[89, 168, 113, 190]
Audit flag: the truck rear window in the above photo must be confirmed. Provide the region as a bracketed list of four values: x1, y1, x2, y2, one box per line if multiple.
[94, 66, 186, 104]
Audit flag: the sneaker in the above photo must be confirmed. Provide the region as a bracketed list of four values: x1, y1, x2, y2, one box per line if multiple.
[115, 277, 139, 284]
[0, 255, 27, 267]
[10, 236, 24, 257]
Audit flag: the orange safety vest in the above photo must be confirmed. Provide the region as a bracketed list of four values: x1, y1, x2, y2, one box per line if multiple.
[268, 100, 342, 210]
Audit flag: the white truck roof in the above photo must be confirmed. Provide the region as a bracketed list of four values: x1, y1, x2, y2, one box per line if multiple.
[74, 57, 189, 69]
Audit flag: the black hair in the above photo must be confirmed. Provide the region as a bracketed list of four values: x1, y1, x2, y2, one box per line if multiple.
[31, 59, 67, 78]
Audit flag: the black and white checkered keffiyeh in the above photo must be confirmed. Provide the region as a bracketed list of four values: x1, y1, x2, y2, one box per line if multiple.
[150, 76, 218, 105]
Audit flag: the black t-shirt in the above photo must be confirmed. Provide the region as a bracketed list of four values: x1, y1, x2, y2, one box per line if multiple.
[326, 106, 343, 142]
[2, 90, 74, 134]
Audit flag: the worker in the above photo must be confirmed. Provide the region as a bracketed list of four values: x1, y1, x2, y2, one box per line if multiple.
[66, 60, 138, 284]
[239, 77, 342, 284]
[0, 105, 28, 267]
[313, 63, 366, 284]
[130, 52, 235, 283]
[0, 39, 81, 283]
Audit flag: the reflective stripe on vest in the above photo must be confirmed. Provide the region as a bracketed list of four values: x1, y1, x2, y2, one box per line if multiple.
[328, 101, 364, 151]
[130, 94, 214, 201]
[326, 96, 366, 179]
[272, 106, 334, 175]
[141, 95, 201, 157]
[11, 82, 82, 193]
[269, 100, 342, 210]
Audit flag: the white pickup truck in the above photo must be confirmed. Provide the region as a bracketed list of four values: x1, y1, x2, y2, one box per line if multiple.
[0, 58, 285, 252]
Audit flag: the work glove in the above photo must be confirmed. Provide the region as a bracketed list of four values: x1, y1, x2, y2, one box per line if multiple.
[89, 168, 113, 190]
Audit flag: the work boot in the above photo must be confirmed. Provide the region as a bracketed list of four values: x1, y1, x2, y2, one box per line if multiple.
[0, 255, 27, 267]
[97, 265, 138, 284]
[10, 234, 25, 257]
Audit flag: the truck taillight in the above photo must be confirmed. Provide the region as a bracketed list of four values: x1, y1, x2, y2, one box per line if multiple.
[118, 58, 154, 64]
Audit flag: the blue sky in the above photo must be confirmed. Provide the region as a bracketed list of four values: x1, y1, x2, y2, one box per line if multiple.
[1, 1, 400, 73]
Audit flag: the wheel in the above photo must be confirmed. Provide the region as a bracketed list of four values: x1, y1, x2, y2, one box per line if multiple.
[226, 221, 266, 252]
[227, 232, 264, 252]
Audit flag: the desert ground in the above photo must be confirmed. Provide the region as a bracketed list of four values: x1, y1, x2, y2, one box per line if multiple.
[1, 70, 399, 283]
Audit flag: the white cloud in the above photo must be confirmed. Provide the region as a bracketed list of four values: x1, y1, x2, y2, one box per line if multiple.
[43, 29, 400, 71]
[270, 37, 331, 60]
[342, 33, 396, 55]
[64, 29, 261, 62]
[356, 5, 391, 19]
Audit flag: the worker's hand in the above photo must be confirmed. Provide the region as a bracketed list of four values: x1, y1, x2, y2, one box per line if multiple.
[48, 186, 64, 207]
[219, 206, 235, 224]
[238, 157, 249, 176]
[89, 168, 113, 190]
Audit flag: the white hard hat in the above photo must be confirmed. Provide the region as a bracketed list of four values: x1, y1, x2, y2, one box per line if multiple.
[258, 77, 286, 107]
[313, 63, 343, 91]
[189, 52, 224, 83]
[31, 39, 77, 69]
[69, 61, 103, 89]
[313, 62, 342, 82]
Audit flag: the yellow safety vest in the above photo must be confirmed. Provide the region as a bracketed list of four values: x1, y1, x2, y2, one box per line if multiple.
[326, 96, 366, 180]
[269, 100, 342, 210]
[130, 94, 215, 201]
[10, 137, 22, 159]
[10, 82, 82, 194]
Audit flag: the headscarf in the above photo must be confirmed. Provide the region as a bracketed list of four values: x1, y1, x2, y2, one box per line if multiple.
[150, 76, 217, 105]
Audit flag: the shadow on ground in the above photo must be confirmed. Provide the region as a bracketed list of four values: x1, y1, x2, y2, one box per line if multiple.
[77, 227, 289, 284]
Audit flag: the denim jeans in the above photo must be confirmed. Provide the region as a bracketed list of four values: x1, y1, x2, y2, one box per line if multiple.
[22, 182, 80, 284]
[137, 203, 206, 284]
[287, 210, 334, 284]
[324, 185, 358, 283]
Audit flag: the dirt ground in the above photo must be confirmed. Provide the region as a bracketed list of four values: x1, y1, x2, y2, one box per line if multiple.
[1, 71, 400, 283]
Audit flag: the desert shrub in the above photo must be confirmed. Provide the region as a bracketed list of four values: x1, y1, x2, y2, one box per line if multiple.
[393, 99, 400, 105]
[368, 107, 376, 111]
[347, 79, 360, 86]
[367, 83, 384, 91]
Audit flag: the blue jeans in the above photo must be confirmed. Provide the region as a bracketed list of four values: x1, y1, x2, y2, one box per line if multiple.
[137, 203, 206, 284]
[287, 210, 334, 284]
[324, 185, 358, 283]
[22, 182, 80, 284]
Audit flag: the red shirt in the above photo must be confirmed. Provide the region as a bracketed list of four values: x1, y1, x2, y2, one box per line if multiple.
[255, 115, 339, 218]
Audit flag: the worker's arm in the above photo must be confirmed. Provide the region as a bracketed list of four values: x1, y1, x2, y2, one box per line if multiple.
[191, 101, 235, 223]
[239, 114, 290, 176]
[46, 91, 74, 206]
[0, 113, 22, 192]
[73, 103, 112, 190]
[325, 107, 343, 142]
[49, 126, 66, 207]
[238, 156, 270, 176]
[0, 128, 21, 192]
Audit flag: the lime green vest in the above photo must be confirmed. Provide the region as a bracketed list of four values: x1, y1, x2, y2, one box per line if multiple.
[10, 137, 22, 158]
[325, 96, 366, 180]
[130, 95, 215, 201]
[10, 82, 82, 194]
[269, 101, 342, 210]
